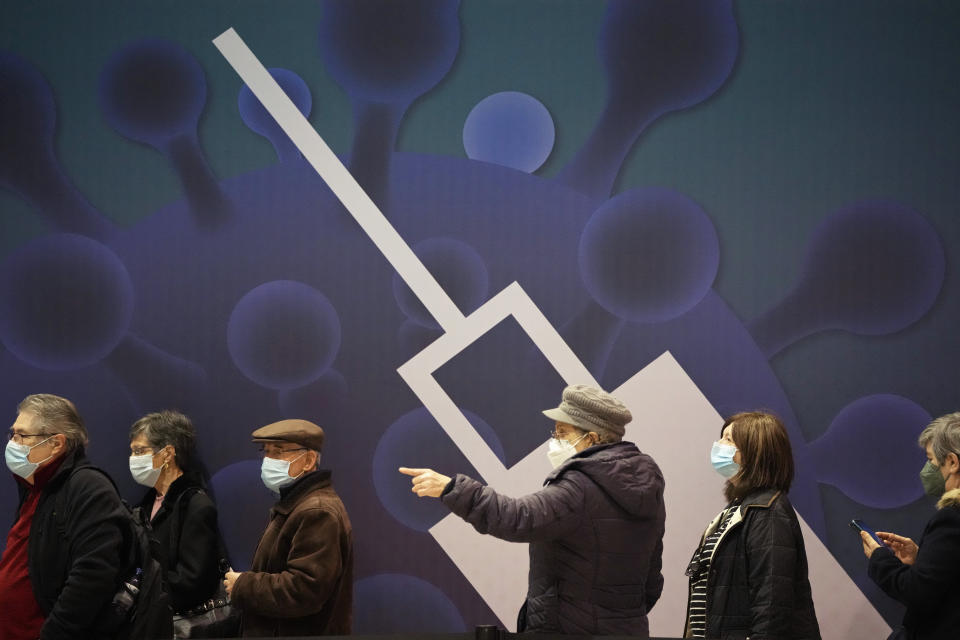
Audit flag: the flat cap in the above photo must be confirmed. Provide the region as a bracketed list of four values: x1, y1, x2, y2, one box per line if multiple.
[543, 384, 632, 438]
[252, 419, 325, 451]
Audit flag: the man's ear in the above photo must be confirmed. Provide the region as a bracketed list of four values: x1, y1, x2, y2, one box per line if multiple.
[50, 433, 68, 455]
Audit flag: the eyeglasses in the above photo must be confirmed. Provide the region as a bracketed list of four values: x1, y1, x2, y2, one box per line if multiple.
[130, 447, 155, 456]
[549, 429, 579, 441]
[258, 446, 307, 458]
[8, 431, 53, 444]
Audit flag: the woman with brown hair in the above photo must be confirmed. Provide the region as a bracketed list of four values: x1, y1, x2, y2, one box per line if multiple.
[682, 411, 821, 639]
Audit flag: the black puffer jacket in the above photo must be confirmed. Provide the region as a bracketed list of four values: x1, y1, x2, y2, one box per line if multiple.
[22, 449, 130, 640]
[683, 489, 820, 640]
[136, 472, 221, 612]
[442, 441, 665, 636]
[868, 488, 960, 640]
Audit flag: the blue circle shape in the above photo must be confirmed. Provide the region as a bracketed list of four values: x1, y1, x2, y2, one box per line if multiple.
[210, 460, 278, 571]
[600, 0, 738, 115]
[463, 91, 555, 173]
[795, 200, 945, 335]
[227, 280, 341, 391]
[354, 573, 466, 633]
[238, 67, 312, 145]
[317, 0, 460, 104]
[0, 233, 133, 370]
[579, 187, 719, 323]
[392, 237, 489, 330]
[373, 407, 505, 532]
[98, 38, 206, 147]
[811, 394, 929, 509]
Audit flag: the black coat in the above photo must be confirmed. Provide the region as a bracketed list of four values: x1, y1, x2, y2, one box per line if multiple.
[136, 472, 221, 612]
[442, 441, 666, 636]
[868, 488, 960, 640]
[21, 449, 130, 640]
[684, 489, 821, 640]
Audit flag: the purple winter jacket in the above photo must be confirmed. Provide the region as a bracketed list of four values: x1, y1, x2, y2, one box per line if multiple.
[442, 441, 666, 636]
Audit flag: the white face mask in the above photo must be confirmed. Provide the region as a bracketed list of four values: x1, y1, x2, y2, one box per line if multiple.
[5, 437, 55, 480]
[547, 433, 587, 469]
[260, 451, 310, 493]
[129, 452, 164, 488]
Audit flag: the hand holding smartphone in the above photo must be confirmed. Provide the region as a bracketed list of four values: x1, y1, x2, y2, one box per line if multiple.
[850, 518, 886, 547]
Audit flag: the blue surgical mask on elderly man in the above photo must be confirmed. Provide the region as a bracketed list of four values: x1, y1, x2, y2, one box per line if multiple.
[260, 452, 311, 493]
[5, 437, 54, 480]
[711, 441, 740, 478]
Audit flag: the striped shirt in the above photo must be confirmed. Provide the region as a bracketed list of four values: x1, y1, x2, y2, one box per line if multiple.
[687, 503, 740, 638]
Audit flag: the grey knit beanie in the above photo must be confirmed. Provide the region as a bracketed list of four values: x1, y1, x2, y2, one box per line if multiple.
[542, 384, 632, 438]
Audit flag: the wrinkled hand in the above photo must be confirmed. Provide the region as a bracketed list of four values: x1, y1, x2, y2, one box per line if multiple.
[224, 570, 241, 596]
[877, 531, 918, 565]
[860, 531, 881, 558]
[399, 467, 451, 498]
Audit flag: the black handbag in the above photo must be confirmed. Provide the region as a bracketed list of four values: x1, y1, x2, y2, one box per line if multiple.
[172, 583, 240, 639]
[167, 487, 241, 638]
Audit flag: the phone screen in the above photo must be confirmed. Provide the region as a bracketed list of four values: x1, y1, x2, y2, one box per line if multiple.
[850, 519, 885, 546]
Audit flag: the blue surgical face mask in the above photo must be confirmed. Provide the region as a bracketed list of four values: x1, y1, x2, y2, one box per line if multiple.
[260, 452, 309, 493]
[129, 452, 164, 488]
[711, 441, 740, 478]
[5, 437, 55, 480]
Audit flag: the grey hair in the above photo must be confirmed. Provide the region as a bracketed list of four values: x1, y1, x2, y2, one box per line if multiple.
[129, 410, 197, 471]
[17, 394, 88, 452]
[929, 412, 960, 466]
[918, 423, 939, 448]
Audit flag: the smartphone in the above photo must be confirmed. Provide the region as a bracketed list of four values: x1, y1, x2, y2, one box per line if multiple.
[849, 519, 886, 546]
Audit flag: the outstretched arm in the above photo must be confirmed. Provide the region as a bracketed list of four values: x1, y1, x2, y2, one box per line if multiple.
[400, 467, 583, 543]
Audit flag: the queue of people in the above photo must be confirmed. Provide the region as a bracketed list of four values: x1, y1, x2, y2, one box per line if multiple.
[0, 389, 956, 639]
[0, 394, 352, 639]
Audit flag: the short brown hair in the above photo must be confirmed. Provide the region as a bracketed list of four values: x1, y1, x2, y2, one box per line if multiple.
[723, 411, 794, 502]
[17, 393, 88, 452]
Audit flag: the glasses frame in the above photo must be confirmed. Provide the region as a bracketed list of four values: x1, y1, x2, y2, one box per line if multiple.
[8, 431, 53, 444]
[258, 445, 308, 459]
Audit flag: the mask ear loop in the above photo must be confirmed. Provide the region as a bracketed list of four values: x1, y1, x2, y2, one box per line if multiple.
[27, 435, 58, 467]
[154, 445, 171, 473]
[570, 433, 590, 448]
[289, 450, 309, 479]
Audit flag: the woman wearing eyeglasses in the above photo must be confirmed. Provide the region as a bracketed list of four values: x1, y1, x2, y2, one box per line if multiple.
[129, 410, 223, 615]
[683, 412, 820, 640]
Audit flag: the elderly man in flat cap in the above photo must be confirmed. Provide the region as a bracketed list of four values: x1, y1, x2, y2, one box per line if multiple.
[224, 419, 353, 637]
[401, 384, 666, 637]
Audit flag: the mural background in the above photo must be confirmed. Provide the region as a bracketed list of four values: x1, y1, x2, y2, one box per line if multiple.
[1, 0, 957, 634]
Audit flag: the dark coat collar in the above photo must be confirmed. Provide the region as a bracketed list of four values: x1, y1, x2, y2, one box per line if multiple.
[736, 487, 781, 515]
[138, 471, 205, 511]
[274, 469, 332, 515]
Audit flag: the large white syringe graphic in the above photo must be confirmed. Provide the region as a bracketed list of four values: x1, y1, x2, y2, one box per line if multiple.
[213, 28, 890, 638]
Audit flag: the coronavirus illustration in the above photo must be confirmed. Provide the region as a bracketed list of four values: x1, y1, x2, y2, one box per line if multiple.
[0, 0, 951, 634]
